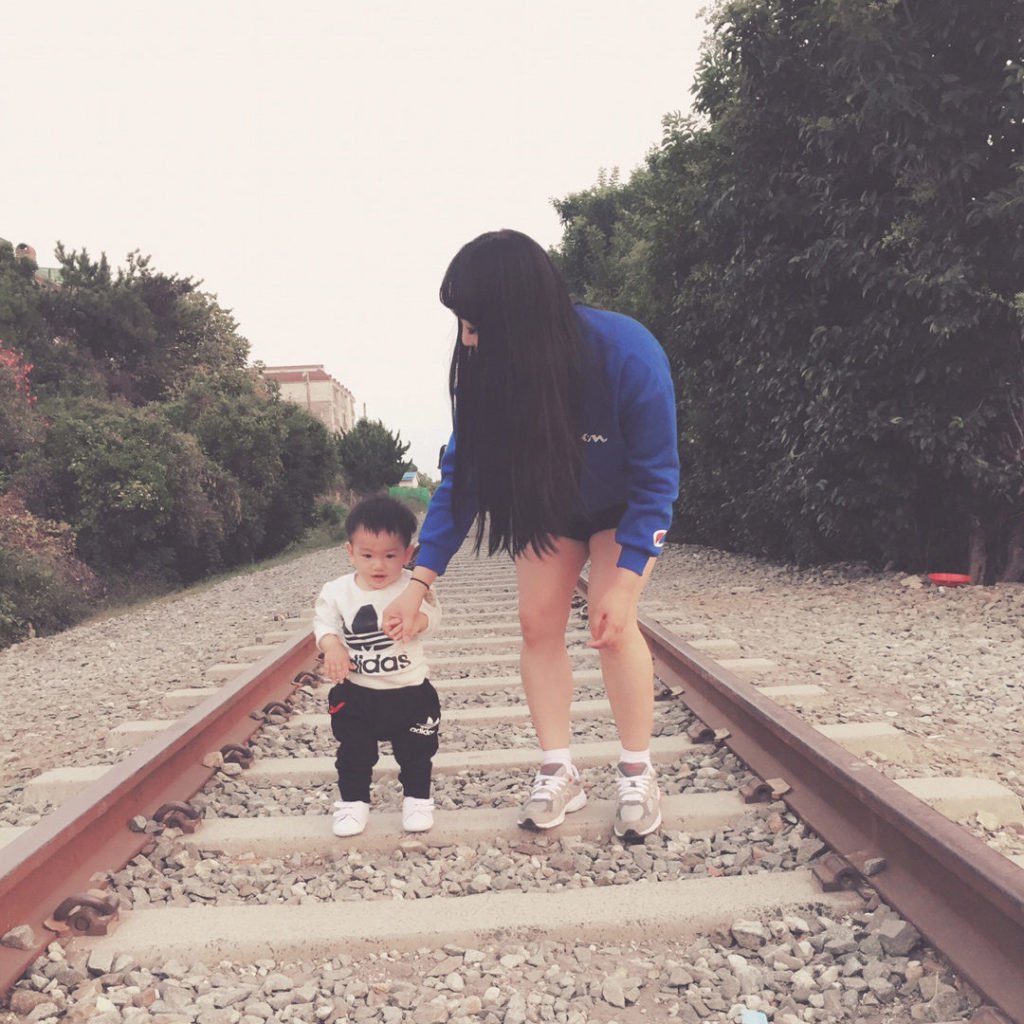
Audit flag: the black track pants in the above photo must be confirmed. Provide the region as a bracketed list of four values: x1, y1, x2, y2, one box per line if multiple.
[327, 679, 441, 801]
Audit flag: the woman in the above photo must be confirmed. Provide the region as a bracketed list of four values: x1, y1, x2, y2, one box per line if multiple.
[384, 229, 679, 840]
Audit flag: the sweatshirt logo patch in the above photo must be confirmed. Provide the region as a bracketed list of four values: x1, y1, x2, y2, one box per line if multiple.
[347, 604, 391, 651]
[581, 432, 608, 444]
[653, 529, 667, 547]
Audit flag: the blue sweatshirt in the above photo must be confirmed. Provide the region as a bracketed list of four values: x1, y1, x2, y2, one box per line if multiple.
[417, 305, 680, 576]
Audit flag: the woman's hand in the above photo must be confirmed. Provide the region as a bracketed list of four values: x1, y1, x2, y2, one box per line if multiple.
[587, 571, 643, 650]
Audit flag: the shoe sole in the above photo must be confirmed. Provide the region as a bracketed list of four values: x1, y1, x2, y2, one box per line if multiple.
[333, 826, 366, 837]
[518, 790, 587, 831]
[403, 821, 433, 833]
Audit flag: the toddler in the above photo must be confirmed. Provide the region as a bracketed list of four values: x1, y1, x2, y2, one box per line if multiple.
[314, 496, 441, 836]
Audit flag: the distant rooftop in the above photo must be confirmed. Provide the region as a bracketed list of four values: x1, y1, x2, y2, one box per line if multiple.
[260, 364, 353, 396]
[1, 237, 62, 288]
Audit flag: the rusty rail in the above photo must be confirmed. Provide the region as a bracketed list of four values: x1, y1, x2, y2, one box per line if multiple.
[632, 607, 1024, 1024]
[0, 632, 318, 996]
[4, 589, 1023, 1021]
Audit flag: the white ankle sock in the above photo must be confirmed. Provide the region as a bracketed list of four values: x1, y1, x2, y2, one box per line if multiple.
[541, 747, 573, 769]
[619, 746, 652, 766]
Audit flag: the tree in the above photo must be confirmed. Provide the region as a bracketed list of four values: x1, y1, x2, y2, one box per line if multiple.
[260, 401, 340, 555]
[24, 397, 241, 582]
[337, 419, 411, 495]
[37, 246, 252, 405]
[555, 0, 1024, 579]
[163, 376, 339, 562]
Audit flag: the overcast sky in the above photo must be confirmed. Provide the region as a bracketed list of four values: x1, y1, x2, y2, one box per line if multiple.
[5, 1, 710, 475]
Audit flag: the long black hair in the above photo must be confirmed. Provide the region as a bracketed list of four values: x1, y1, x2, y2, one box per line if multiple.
[440, 229, 583, 559]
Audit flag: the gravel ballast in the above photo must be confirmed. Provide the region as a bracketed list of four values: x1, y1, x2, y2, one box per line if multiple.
[1, 542, 1021, 1023]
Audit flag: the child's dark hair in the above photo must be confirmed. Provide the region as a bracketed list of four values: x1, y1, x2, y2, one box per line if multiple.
[345, 496, 418, 547]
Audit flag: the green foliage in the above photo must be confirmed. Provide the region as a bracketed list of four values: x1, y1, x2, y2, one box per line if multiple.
[0, 546, 93, 648]
[0, 494, 102, 647]
[315, 499, 346, 527]
[337, 419, 411, 495]
[0, 238, 348, 644]
[162, 378, 336, 562]
[260, 401, 340, 555]
[555, 0, 1024, 578]
[23, 398, 240, 581]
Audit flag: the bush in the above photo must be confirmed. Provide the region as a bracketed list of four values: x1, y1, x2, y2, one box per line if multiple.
[315, 499, 346, 527]
[0, 546, 97, 647]
[0, 494, 102, 648]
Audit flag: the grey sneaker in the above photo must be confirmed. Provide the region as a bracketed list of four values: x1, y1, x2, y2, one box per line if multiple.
[614, 762, 661, 840]
[518, 763, 587, 830]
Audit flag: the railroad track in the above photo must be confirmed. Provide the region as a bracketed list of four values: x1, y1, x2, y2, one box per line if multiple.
[1, 546, 1022, 1024]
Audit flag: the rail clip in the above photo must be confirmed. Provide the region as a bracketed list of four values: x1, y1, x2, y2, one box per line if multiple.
[152, 801, 203, 834]
[811, 851, 861, 892]
[221, 742, 254, 767]
[261, 700, 294, 719]
[738, 777, 790, 803]
[47, 890, 120, 936]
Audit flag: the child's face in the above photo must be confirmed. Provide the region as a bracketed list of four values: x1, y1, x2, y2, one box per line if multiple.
[345, 527, 413, 590]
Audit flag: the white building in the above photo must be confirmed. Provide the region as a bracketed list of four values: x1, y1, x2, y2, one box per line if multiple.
[260, 365, 356, 435]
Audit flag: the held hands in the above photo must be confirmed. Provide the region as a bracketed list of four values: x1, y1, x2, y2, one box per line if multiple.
[382, 584, 427, 642]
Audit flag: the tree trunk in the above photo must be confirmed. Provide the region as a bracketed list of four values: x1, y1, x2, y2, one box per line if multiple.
[999, 515, 1024, 582]
[967, 516, 987, 584]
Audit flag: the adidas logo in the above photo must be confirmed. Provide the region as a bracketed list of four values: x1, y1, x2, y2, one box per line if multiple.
[409, 715, 440, 736]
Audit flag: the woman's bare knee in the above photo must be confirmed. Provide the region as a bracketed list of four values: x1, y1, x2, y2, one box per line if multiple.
[520, 606, 569, 647]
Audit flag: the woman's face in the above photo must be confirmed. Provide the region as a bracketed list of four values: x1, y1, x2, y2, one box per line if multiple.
[460, 319, 478, 348]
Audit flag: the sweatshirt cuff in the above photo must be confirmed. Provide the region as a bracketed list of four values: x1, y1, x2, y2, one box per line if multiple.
[413, 542, 450, 577]
[616, 545, 652, 576]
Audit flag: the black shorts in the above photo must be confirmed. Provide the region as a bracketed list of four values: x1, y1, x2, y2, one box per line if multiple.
[559, 504, 626, 543]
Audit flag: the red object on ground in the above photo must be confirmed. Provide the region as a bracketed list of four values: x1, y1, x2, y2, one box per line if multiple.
[927, 573, 972, 586]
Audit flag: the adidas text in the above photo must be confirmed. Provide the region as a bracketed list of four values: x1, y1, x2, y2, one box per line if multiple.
[349, 652, 412, 674]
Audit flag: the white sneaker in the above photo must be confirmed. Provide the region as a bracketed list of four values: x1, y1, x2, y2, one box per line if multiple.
[332, 800, 369, 837]
[402, 797, 434, 832]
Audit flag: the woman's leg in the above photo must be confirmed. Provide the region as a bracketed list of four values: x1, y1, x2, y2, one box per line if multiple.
[514, 536, 589, 750]
[584, 530, 656, 750]
[586, 530, 663, 838]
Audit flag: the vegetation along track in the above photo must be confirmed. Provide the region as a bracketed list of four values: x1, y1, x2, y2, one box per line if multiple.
[0, 546, 1022, 1024]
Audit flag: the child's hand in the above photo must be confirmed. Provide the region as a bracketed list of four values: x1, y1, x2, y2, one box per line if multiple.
[383, 614, 405, 641]
[320, 637, 351, 681]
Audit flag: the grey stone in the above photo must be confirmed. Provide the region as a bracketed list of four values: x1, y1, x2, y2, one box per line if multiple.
[1, 925, 37, 950]
[86, 949, 115, 976]
[263, 972, 294, 993]
[502, 992, 527, 1024]
[731, 920, 768, 950]
[867, 976, 896, 1003]
[876, 918, 921, 956]
[8, 990, 54, 1014]
[928, 985, 964, 1018]
[599, 976, 625, 1007]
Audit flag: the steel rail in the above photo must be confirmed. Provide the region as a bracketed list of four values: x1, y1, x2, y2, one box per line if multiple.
[0, 632, 318, 997]
[628, 606, 1024, 1024]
